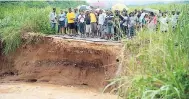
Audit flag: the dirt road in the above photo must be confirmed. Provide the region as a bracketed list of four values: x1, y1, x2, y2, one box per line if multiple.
[0, 82, 118, 99]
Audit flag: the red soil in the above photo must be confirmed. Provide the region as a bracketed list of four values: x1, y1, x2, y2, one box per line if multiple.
[0, 34, 122, 89]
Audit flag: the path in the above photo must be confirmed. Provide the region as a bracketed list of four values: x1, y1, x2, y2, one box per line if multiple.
[0, 83, 118, 99]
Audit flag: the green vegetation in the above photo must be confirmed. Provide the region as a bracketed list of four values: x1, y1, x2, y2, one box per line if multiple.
[1, 1, 189, 99]
[0, 1, 86, 54]
[107, 4, 189, 99]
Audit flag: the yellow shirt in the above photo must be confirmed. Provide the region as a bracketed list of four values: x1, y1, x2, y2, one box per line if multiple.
[67, 12, 75, 23]
[90, 13, 97, 23]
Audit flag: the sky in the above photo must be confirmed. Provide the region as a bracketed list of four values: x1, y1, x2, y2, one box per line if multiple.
[86, 0, 184, 5]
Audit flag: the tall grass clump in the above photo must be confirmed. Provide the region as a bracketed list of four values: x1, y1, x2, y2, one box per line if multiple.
[108, 4, 189, 99]
[0, 1, 86, 54]
[0, 5, 52, 54]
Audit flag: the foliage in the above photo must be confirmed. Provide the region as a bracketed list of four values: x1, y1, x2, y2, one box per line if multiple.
[0, 1, 86, 54]
[105, 4, 189, 99]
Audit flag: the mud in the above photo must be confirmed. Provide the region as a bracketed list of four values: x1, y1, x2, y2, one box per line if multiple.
[0, 33, 122, 89]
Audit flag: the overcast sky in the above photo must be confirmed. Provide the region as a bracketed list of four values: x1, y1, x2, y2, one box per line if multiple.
[86, 0, 183, 5]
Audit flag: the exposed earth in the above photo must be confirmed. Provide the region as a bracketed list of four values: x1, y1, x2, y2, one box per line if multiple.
[0, 82, 118, 99]
[0, 33, 122, 99]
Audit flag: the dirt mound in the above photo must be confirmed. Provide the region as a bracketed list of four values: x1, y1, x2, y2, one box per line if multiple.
[0, 34, 122, 88]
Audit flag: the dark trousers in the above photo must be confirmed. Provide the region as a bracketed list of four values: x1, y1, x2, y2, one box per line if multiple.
[122, 25, 128, 37]
[79, 22, 85, 34]
[91, 22, 97, 36]
[75, 22, 78, 33]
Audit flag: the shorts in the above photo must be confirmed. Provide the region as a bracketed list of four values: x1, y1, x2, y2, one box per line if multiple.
[68, 23, 75, 29]
[59, 21, 65, 27]
[86, 24, 91, 33]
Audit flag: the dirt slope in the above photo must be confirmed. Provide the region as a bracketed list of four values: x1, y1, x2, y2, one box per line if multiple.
[0, 34, 122, 89]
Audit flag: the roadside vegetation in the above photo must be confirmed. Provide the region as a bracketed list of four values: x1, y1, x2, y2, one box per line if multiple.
[109, 4, 189, 99]
[0, 1, 86, 54]
[1, 1, 189, 99]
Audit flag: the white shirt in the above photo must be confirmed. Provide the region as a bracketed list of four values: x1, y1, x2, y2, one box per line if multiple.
[170, 15, 178, 27]
[123, 16, 128, 26]
[139, 12, 146, 23]
[78, 14, 85, 23]
[50, 12, 57, 23]
[160, 17, 168, 31]
[59, 13, 66, 21]
[129, 16, 137, 27]
[98, 13, 106, 25]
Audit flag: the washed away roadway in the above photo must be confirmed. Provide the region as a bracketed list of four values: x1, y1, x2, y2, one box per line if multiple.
[0, 82, 118, 99]
[0, 34, 121, 99]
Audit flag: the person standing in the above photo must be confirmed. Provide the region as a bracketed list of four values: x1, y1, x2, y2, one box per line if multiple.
[90, 10, 97, 38]
[114, 10, 121, 41]
[74, 9, 79, 35]
[85, 11, 91, 37]
[64, 11, 68, 34]
[139, 10, 146, 30]
[49, 8, 57, 33]
[58, 10, 66, 34]
[78, 10, 85, 38]
[121, 12, 129, 37]
[98, 9, 106, 38]
[67, 8, 76, 36]
[148, 12, 157, 32]
[160, 13, 169, 33]
[105, 11, 114, 40]
[170, 11, 179, 31]
[128, 12, 137, 38]
[142, 14, 148, 29]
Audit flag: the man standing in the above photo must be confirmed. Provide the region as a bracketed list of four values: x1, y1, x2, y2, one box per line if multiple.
[49, 8, 57, 33]
[78, 10, 85, 38]
[67, 8, 76, 36]
[85, 11, 91, 37]
[105, 11, 114, 40]
[98, 9, 106, 38]
[128, 12, 137, 38]
[74, 9, 79, 35]
[58, 10, 66, 34]
[90, 10, 97, 38]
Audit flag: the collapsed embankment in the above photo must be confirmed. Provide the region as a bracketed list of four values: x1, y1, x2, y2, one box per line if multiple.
[0, 33, 122, 88]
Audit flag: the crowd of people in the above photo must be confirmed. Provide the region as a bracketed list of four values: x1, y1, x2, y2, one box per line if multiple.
[49, 7, 180, 40]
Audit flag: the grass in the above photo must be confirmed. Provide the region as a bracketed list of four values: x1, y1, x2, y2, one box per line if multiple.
[0, 1, 84, 54]
[105, 4, 189, 99]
